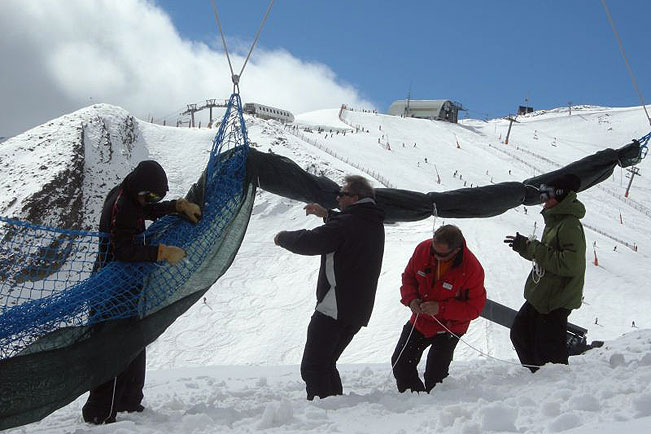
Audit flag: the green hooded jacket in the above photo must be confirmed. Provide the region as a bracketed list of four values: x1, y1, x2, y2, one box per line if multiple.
[516, 191, 586, 314]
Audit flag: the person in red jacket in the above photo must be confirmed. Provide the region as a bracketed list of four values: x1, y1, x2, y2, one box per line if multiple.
[391, 224, 486, 393]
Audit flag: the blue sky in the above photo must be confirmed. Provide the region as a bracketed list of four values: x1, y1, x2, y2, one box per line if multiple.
[157, 0, 651, 120]
[2, 1, 650, 137]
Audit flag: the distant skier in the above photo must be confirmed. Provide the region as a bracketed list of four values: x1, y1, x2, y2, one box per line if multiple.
[504, 174, 585, 372]
[274, 175, 385, 400]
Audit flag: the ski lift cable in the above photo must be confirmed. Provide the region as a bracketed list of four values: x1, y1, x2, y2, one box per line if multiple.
[600, 0, 651, 127]
[210, 0, 275, 93]
[210, 0, 235, 81]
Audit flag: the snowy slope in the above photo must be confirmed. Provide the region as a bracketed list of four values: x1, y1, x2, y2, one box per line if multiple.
[147, 104, 651, 369]
[12, 330, 651, 434]
[3, 104, 651, 433]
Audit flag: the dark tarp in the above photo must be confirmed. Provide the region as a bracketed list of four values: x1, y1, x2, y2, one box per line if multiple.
[247, 140, 640, 222]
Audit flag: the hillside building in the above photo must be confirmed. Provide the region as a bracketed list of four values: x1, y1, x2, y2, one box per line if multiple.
[388, 99, 464, 123]
[243, 103, 294, 123]
[518, 105, 534, 115]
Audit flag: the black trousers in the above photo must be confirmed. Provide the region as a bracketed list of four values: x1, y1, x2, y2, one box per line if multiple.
[391, 322, 460, 393]
[510, 301, 570, 372]
[82, 349, 146, 423]
[301, 311, 361, 400]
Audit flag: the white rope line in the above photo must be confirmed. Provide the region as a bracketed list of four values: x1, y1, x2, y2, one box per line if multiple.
[239, 0, 275, 78]
[210, 0, 275, 91]
[102, 376, 118, 424]
[383, 310, 543, 392]
[390, 313, 419, 371]
[210, 0, 235, 80]
[383, 312, 420, 390]
[428, 314, 542, 370]
[600, 0, 651, 127]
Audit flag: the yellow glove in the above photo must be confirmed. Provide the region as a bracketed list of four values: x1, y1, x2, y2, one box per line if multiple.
[176, 198, 202, 224]
[157, 244, 186, 265]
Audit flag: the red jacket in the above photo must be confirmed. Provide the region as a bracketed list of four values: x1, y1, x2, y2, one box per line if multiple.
[400, 239, 486, 337]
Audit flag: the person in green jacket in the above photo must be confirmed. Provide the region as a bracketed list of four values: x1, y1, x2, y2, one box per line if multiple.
[504, 173, 586, 372]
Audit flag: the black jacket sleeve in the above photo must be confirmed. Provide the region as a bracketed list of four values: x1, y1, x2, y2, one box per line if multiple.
[112, 200, 176, 262]
[144, 199, 177, 221]
[277, 217, 346, 256]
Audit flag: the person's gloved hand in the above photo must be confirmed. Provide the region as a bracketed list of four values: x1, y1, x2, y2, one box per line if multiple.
[420, 301, 439, 316]
[504, 232, 528, 252]
[158, 244, 186, 265]
[176, 198, 201, 224]
[409, 299, 423, 315]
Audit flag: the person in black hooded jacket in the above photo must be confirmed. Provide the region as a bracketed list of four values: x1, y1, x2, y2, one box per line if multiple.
[274, 175, 385, 400]
[82, 160, 201, 425]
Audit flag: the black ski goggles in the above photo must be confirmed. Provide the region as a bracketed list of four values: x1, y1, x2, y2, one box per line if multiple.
[138, 191, 164, 203]
[539, 184, 558, 201]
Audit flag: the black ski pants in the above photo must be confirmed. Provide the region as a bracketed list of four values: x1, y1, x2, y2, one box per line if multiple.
[82, 349, 146, 423]
[301, 311, 361, 400]
[391, 322, 460, 393]
[510, 301, 570, 373]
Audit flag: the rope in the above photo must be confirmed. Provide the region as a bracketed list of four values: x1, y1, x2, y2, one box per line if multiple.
[384, 310, 542, 391]
[210, 0, 275, 93]
[383, 313, 420, 391]
[210, 0, 235, 83]
[239, 0, 275, 79]
[638, 132, 650, 159]
[390, 313, 420, 372]
[531, 260, 545, 284]
[105, 377, 117, 424]
[428, 314, 542, 370]
[600, 0, 651, 127]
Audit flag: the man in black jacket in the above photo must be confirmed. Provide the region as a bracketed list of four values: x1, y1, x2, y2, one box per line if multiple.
[82, 160, 201, 425]
[274, 175, 385, 400]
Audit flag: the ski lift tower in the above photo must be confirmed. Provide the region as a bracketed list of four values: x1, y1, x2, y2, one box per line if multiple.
[504, 115, 519, 144]
[181, 104, 199, 128]
[624, 166, 641, 198]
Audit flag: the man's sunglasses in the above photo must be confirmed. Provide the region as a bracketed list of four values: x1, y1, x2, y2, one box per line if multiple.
[432, 245, 458, 260]
[138, 191, 163, 203]
[336, 190, 355, 198]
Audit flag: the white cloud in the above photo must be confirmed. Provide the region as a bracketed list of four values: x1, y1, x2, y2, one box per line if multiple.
[0, 0, 373, 136]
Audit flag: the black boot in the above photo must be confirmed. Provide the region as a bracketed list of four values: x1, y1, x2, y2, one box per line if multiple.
[82, 406, 116, 425]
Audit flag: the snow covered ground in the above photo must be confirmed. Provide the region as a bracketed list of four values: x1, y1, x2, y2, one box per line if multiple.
[3, 103, 651, 433]
[14, 330, 651, 434]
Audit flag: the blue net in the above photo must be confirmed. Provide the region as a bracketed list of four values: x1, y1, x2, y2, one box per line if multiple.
[0, 93, 250, 360]
[638, 132, 649, 160]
